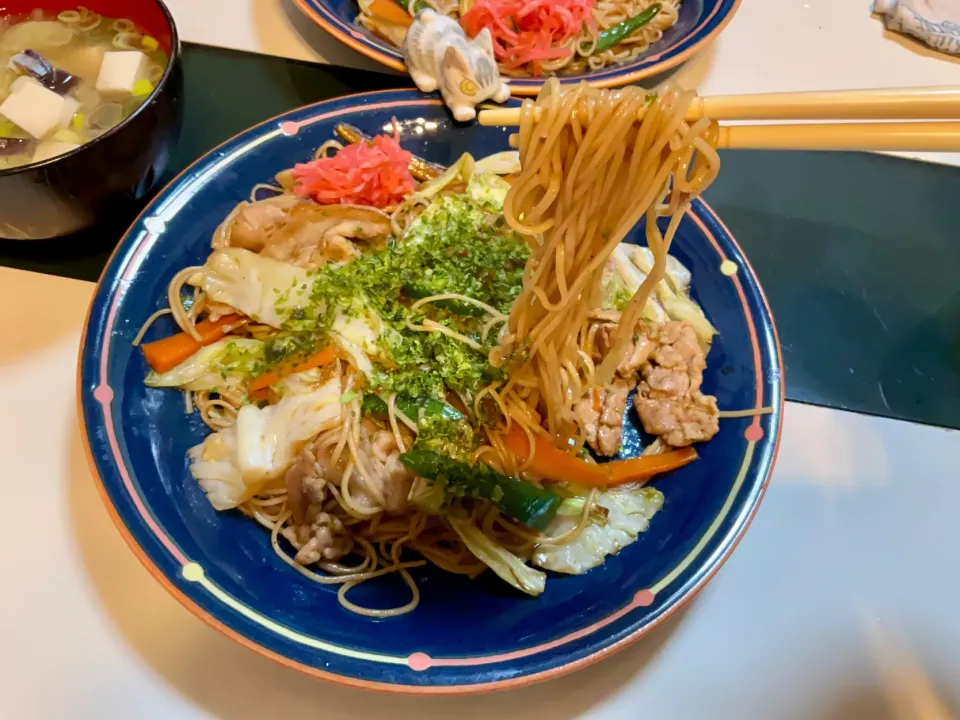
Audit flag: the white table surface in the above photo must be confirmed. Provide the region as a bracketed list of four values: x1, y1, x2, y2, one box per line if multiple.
[2, 270, 959, 719]
[4, 1, 960, 716]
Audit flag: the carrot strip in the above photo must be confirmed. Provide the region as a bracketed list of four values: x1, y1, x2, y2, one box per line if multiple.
[503, 427, 609, 486]
[368, 0, 413, 27]
[141, 314, 242, 374]
[503, 427, 699, 487]
[604, 447, 699, 485]
[248, 346, 336, 400]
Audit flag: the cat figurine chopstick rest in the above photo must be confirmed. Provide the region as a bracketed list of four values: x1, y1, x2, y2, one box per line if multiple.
[403, 9, 510, 122]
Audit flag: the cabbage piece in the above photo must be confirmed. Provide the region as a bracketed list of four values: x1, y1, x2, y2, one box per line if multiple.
[532, 487, 664, 574]
[449, 517, 546, 596]
[632, 246, 692, 294]
[198, 248, 313, 328]
[473, 151, 520, 176]
[188, 379, 341, 509]
[188, 426, 245, 511]
[200, 248, 383, 374]
[234, 380, 341, 482]
[626, 246, 716, 346]
[413, 153, 474, 201]
[330, 310, 380, 378]
[555, 496, 587, 516]
[145, 338, 263, 391]
[610, 245, 643, 294]
[659, 293, 718, 347]
[336, 310, 380, 347]
[601, 262, 630, 311]
[272, 367, 327, 397]
[408, 476, 445, 514]
[466, 172, 510, 210]
[609, 245, 667, 322]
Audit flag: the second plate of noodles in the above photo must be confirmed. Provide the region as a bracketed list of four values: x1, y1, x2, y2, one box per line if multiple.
[293, 0, 740, 94]
[79, 86, 781, 691]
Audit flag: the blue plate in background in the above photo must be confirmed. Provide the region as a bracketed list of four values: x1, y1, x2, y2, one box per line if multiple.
[79, 89, 782, 694]
[293, 0, 740, 96]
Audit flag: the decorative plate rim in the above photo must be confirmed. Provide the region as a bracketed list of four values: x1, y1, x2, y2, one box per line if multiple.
[291, 0, 741, 95]
[77, 88, 783, 695]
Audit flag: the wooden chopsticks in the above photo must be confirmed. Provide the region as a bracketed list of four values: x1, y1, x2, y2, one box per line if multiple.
[480, 86, 960, 124]
[478, 86, 960, 152]
[717, 121, 960, 151]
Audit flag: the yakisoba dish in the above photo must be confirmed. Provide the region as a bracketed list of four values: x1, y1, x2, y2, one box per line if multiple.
[293, 0, 740, 96]
[131, 80, 772, 618]
[358, 0, 681, 77]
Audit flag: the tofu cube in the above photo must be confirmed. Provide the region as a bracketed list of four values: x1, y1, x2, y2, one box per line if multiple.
[0, 79, 80, 139]
[32, 140, 81, 163]
[95, 51, 148, 95]
[10, 75, 36, 94]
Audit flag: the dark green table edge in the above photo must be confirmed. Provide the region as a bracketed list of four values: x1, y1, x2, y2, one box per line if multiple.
[2, 43, 959, 431]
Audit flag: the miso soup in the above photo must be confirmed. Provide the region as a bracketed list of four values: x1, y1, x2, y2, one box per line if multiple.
[0, 6, 169, 170]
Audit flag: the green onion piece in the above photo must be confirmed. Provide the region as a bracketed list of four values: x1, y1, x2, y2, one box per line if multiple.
[400, 443, 562, 530]
[556, 497, 586, 516]
[593, 4, 662, 53]
[132, 79, 155, 97]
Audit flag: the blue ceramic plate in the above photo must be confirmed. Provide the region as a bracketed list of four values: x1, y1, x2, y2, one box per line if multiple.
[79, 89, 782, 694]
[293, 0, 740, 95]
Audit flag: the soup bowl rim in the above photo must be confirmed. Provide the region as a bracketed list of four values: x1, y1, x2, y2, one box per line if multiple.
[0, 0, 180, 179]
